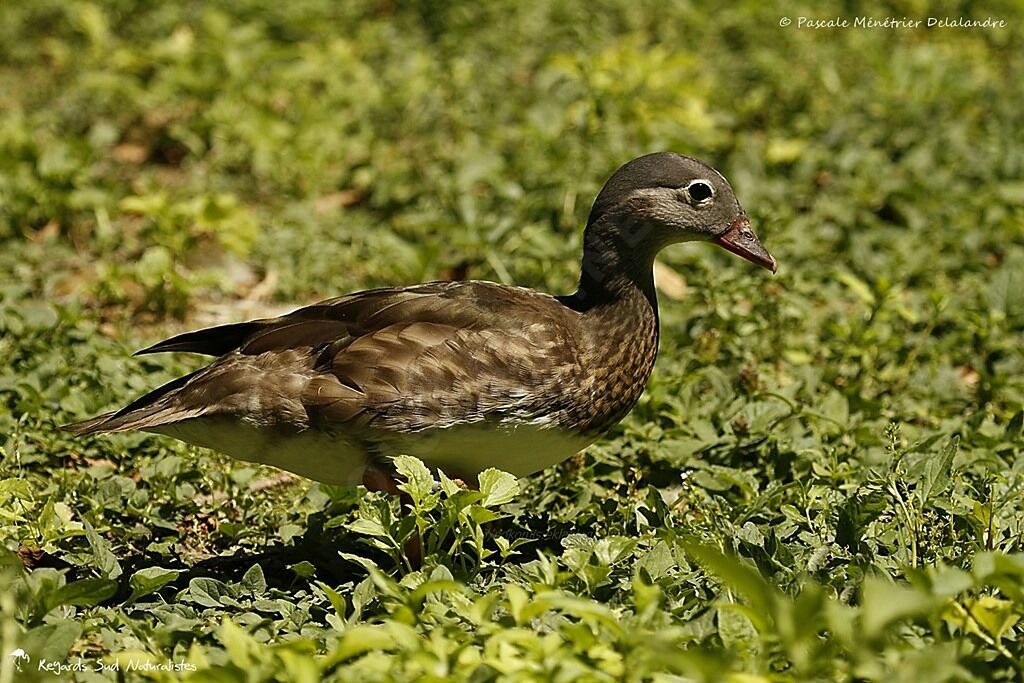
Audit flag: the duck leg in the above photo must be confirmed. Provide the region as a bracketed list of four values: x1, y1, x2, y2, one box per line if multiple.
[361, 464, 402, 495]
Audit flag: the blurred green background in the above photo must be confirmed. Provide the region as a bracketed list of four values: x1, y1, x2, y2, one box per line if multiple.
[2, 1, 1023, 680]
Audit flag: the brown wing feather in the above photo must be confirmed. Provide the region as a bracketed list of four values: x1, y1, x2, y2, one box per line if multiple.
[305, 314, 583, 433]
[67, 281, 584, 436]
[132, 282, 467, 357]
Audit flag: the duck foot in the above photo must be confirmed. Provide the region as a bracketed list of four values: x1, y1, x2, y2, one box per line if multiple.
[448, 474, 480, 491]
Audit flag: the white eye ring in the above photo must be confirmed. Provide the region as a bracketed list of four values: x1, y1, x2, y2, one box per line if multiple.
[686, 180, 715, 203]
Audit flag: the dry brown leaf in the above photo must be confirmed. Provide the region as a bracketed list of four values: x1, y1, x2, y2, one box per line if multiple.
[653, 260, 687, 300]
[314, 190, 362, 215]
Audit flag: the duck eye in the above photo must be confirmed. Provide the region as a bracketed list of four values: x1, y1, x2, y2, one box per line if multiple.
[687, 181, 714, 202]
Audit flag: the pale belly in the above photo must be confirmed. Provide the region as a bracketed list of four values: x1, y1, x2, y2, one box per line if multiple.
[152, 418, 369, 485]
[386, 421, 597, 479]
[151, 417, 595, 485]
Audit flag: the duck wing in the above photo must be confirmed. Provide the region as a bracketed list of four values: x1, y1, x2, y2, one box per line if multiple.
[64, 281, 583, 436]
[133, 282, 463, 357]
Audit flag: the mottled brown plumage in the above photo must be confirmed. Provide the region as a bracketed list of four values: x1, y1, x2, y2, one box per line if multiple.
[65, 152, 775, 486]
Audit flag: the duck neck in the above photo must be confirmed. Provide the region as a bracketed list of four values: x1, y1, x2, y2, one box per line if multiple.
[562, 214, 661, 321]
[555, 213, 664, 435]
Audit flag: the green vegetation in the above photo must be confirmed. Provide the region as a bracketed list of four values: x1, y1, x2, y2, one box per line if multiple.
[2, 1, 1023, 680]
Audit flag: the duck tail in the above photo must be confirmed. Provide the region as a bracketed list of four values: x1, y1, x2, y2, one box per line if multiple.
[61, 411, 122, 435]
[133, 320, 268, 356]
[61, 368, 206, 436]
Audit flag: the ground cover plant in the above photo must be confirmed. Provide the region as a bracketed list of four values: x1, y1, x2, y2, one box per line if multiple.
[1, 0, 1023, 680]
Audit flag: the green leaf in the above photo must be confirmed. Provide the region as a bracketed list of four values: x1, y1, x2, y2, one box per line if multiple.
[860, 577, 937, 637]
[83, 521, 122, 580]
[241, 564, 268, 594]
[316, 580, 348, 620]
[594, 536, 638, 565]
[926, 566, 975, 598]
[46, 577, 117, 611]
[681, 539, 781, 631]
[717, 604, 760, 659]
[478, 468, 519, 507]
[1007, 410, 1024, 438]
[21, 622, 83, 663]
[819, 390, 850, 429]
[218, 618, 256, 669]
[348, 516, 390, 538]
[736, 522, 765, 548]
[326, 624, 416, 665]
[393, 454, 435, 504]
[969, 596, 1019, 640]
[127, 567, 182, 603]
[290, 561, 316, 578]
[437, 469, 462, 497]
[636, 541, 674, 581]
[921, 435, 959, 501]
[187, 577, 234, 608]
[836, 270, 876, 306]
[506, 584, 530, 625]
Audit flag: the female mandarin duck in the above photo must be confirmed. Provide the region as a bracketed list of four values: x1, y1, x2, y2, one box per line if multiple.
[65, 152, 776, 494]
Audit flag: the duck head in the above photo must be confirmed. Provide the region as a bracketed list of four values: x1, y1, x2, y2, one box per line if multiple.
[586, 152, 776, 273]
